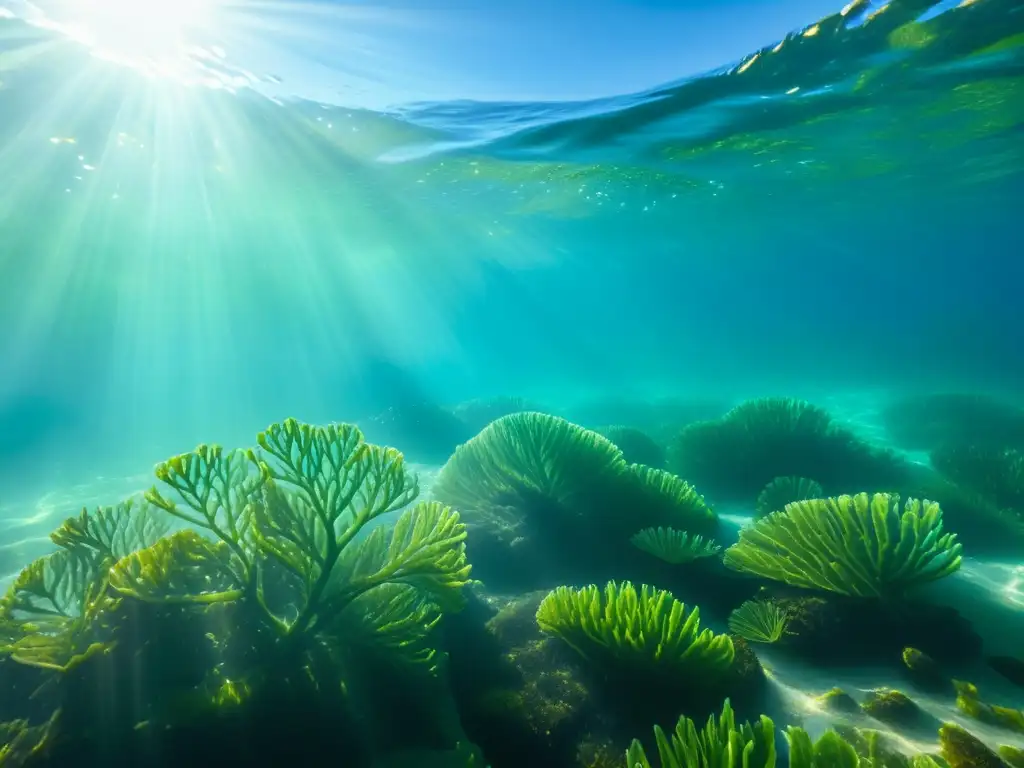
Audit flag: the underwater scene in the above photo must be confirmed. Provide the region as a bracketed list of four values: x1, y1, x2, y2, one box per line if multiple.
[1, 0, 1024, 765]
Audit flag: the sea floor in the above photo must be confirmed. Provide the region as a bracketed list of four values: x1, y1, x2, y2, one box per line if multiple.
[1, 388, 1022, 759]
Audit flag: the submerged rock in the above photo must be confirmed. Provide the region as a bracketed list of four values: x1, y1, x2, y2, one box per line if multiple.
[766, 592, 982, 666]
[940, 723, 1008, 768]
[861, 688, 939, 734]
[902, 647, 954, 694]
[988, 655, 1024, 689]
[815, 687, 861, 716]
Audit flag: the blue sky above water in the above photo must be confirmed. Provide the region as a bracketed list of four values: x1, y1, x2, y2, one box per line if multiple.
[224, 0, 850, 106]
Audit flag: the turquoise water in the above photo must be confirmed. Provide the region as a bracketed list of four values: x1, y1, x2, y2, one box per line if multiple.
[1, 0, 1024, 766]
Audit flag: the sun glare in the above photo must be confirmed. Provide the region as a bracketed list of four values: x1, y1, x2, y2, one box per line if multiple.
[57, 0, 220, 68]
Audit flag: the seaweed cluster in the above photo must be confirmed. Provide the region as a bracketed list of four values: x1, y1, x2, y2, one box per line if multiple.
[0, 419, 474, 766]
[0, 393, 1019, 768]
[881, 392, 1024, 550]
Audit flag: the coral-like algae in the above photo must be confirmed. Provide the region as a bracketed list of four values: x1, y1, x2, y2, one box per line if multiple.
[536, 581, 735, 679]
[754, 476, 823, 520]
[625, 699, 776, 768]
[723, 492, 962, 598]
[727, 600, 790, 644]
[670, 397, 909, 504]
[630, 527, 721, 565]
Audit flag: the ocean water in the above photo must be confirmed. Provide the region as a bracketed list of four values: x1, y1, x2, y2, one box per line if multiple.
[1, 0, 1023, 766]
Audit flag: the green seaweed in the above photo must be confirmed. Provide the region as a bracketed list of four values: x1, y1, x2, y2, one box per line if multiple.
[723, 492, 962, 598]
[536, 581, 734, 677]
[727, 600, 791, 644]
[670, 397, 909, 504]
[625, 699, 776, 768]
[630, 527, 721, 564]
[755, 476, 823, 519]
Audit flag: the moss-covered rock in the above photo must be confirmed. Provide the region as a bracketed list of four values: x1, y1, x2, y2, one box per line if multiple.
[764, 592, 981, 666]
[940, 723, 1008, 768]
[445, 589, 599, 768]
[861, 689, 937, 733]
[999, 744, 1024, 768]
[955, 680, 1024, 734]
[902, 647, 953, 694]
[815, 688, 861, 716]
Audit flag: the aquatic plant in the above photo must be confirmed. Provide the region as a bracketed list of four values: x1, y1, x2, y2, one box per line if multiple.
[727, 600, 790, 643]
[0, 498, 170, 671]
[432, 411, 626, 523]
[536, 581, 734, 677]
[626, 466, 717, 536]
[134, 421, 472, 658]
[931, 444, 1024, 515]
[625, 699, 776, 768]
[630, 527, 720, 564]
[599, 425, 666, 468]
[670, 397, 909, 504]
[431, 412, 718, 560]
[723, 492, 962, 598]
[880, 392, 1024, 452]
[754, 476, 823, 519]
[0, 416, 475, 761]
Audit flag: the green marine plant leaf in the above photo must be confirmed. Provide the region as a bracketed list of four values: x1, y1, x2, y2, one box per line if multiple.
[723, 492, 963, 598]
[631, 527, 721, 564]
[147, 444, 265, 570]
[330, 582, 446, 673]
[786, 727, 859, 768]
[755, 476, 823, 520]
[328, 501, 471, 615]
[931, 444, 1024, 513]
[432, 411, 625, 521]
[0, 712, 59, 764]
[249, 419, 423, 636]
[599, 425, 666, 468]
[727, 600, 791, 643]
[671, 397, 909, 504]
[50, 497, 171, 563]
[625, 698, 776, 768]
[627, 466, 718, 536]
[108, 530, 244, 604]
[0, 549, 112, 670]
[536, 581, 734, 676]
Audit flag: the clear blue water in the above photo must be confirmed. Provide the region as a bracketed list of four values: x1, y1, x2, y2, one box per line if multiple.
[0, 1, 1023, 765]
[1, 0, 1021, 496]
